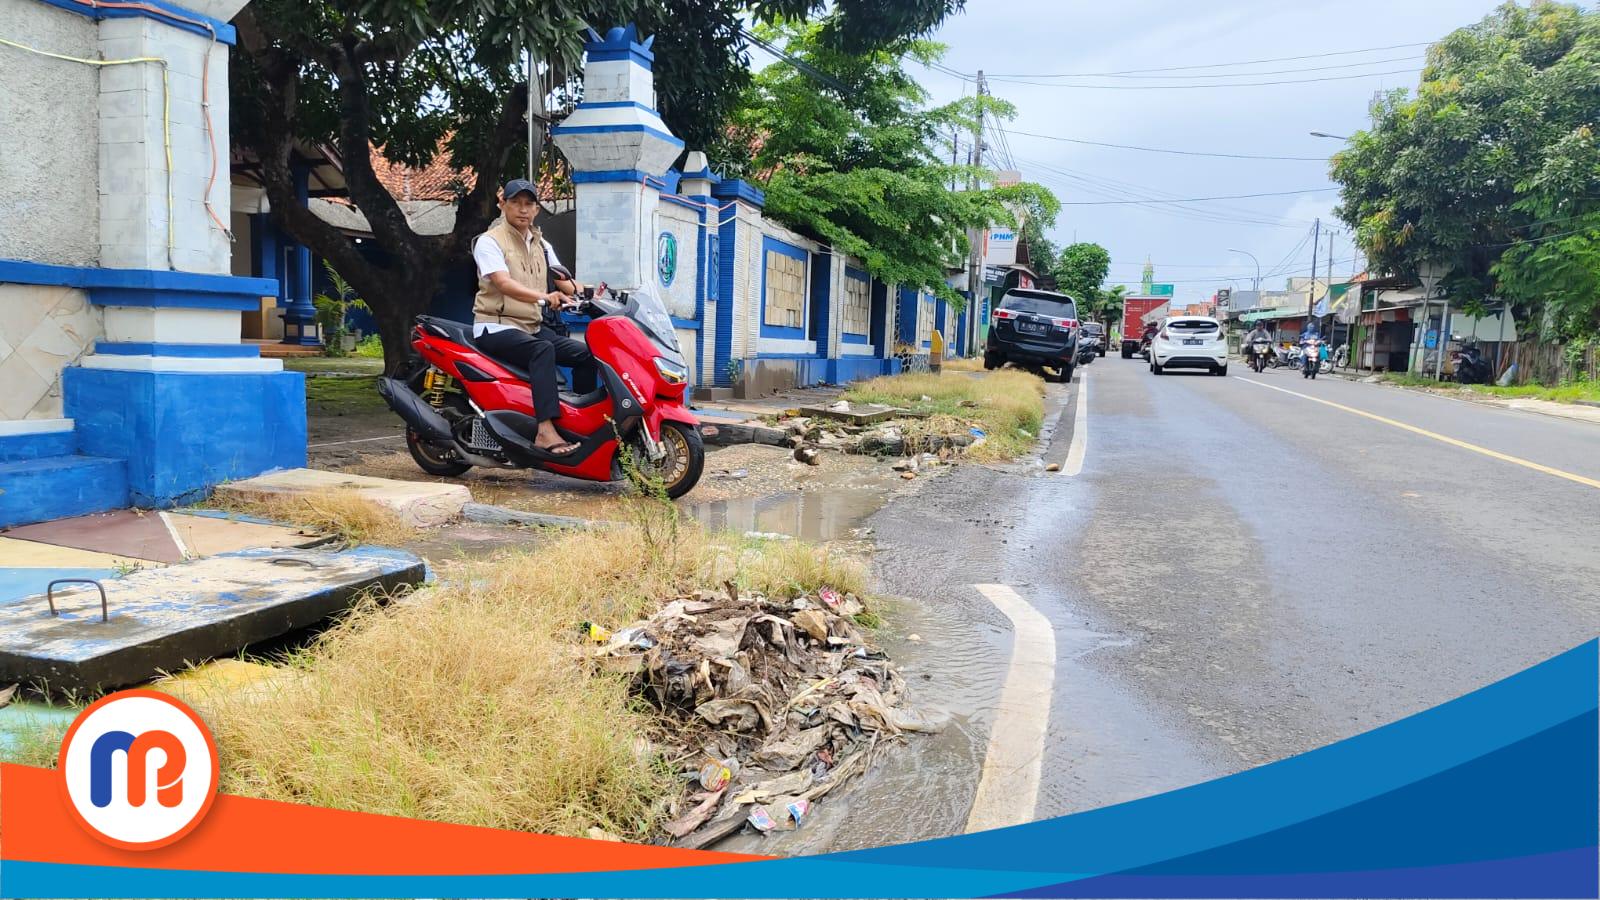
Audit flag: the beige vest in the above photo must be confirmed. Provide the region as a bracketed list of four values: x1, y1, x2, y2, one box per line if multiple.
[473, 220, 548, 332]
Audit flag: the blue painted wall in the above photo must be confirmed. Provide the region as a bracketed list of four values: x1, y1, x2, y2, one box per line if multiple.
[64, 369, 308, 507]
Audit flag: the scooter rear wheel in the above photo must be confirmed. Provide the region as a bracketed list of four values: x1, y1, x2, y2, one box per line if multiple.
[407, 427, 471, 477]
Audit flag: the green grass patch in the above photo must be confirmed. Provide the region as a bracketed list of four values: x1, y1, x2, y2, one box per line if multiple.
[305, 374, 386, 414]
[1380, 372, 1600, 404]
[845, 368, 1046, 460]
[285, 357, 385, 375]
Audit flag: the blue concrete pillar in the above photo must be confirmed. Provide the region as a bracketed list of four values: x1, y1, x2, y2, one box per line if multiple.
[280, 165, 321, 345]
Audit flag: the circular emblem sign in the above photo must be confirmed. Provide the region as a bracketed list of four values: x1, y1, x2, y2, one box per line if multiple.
[58, 689, 220, 850]
[657, 231, 678, 288]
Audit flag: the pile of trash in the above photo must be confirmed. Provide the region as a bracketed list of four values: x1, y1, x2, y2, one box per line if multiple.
[772, 401, 983, 464]
[587, 583, 941, 848]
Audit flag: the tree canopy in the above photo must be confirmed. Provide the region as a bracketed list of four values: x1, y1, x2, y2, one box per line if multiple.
[1331, 0, 1600, 339]
[231, 0, 968, 370]
[716, 22, 1058, 305]
[1053, 242, 1110, 312]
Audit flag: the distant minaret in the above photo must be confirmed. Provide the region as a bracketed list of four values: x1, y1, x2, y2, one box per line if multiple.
[1141, 257, 1155, 294]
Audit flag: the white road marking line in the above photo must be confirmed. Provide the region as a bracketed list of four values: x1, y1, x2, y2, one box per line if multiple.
[967, 583, 1057, 833]
[1064, 373, 1089, 476]
[1237, 377, 1600, 491]
[307, 434, 406, 449]
[157, 511, 192, 561]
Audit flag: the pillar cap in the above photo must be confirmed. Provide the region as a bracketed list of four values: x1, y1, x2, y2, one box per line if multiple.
[585, 24, 655, 68]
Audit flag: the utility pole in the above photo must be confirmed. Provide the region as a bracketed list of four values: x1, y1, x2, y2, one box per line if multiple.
[966, 70, 987, 357]
[525, 45, 538, 182]
[1306, 217, 1320, 332]
[1326, 229, 1335, 347]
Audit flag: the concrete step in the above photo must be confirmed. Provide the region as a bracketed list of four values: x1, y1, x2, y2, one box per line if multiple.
[0, 428, 78, 463]
[0, 455, 130, 529]
[0, 545, 426, 693]
[213, 468, 471, 527]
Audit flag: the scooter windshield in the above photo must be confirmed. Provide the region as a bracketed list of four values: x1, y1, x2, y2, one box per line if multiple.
[626, 287, 684, 361]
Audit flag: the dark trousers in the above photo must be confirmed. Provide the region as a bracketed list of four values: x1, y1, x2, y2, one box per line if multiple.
[473, 328, 560, 422]
[533, 325, 598, 394]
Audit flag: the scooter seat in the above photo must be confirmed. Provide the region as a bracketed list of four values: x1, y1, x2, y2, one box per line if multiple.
[415, 315, 566, 388]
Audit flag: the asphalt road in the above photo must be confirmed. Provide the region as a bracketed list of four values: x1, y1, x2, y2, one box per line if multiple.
[848, 356, 1600, 843]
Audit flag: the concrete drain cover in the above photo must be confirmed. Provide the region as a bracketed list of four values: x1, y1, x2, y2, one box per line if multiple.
[0, 546, 425, 692]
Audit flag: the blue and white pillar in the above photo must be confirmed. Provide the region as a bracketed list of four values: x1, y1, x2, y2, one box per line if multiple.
[551, 25, 685, 292]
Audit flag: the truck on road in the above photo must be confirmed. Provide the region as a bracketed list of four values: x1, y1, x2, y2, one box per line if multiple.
[1121, 297, 1170, 358]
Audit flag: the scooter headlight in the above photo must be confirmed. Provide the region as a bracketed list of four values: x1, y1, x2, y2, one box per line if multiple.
[653, 356, 689, 385]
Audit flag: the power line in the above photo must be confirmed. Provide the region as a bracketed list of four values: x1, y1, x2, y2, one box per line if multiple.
[1061, 188, 1336, 205]
[1004, 128, 1328, 161]
[986, 41, 1435, 78]
[741, 28, 849, 93]
[1074, 55, 1423, 80]
[989, 68, 1422, 89]
[1014, 155, 1320, 227]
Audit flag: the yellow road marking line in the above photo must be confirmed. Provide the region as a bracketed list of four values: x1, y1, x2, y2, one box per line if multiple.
[1237, 378, 1600, 491]
[968, 584, 1056, 833]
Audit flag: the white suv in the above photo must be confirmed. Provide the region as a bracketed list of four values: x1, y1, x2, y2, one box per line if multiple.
[1150, 316, 1228, 376]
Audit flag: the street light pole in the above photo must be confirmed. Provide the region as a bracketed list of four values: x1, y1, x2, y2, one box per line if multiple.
[1228, 248, 1260, 291]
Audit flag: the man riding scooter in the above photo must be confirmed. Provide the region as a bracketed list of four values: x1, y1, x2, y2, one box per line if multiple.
[469, 179, 598, 457]
[1245, 322, 1273, 372]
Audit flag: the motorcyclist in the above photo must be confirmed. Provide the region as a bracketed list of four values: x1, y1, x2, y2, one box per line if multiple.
[1245, 322, 1272, 361]
[470, 179, 580, 457]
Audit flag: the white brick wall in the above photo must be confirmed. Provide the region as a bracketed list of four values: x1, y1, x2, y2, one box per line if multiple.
[96, 18, 232, 274]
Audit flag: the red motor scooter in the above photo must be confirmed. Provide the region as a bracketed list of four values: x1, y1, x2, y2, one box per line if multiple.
[377, 285, 705, 498]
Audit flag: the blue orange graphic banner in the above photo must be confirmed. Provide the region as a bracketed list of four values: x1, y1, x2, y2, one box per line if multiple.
[2, 640, 1595, 897]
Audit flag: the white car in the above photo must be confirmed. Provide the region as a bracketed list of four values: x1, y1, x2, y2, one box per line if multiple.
[1149, 316, 1228, 376]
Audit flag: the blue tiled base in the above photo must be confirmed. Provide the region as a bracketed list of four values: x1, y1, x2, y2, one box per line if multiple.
[827, 357, 899, 384]
[0, 454, 130, 528]
[64, 368, 308, 507]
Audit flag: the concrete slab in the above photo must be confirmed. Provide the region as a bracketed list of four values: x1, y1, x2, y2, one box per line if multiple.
[0, 545, 426, 693]
[164, 510, 327, 557]
[799, 403, 903, 425]
[0, 566, 124, 606]
[213, 468, 471, 528]
[6, 509, 180, 563]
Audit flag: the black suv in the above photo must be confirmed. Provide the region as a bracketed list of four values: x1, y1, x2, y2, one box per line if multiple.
[1081, 321, 1107, 357]
[984, 288, 1080, 382]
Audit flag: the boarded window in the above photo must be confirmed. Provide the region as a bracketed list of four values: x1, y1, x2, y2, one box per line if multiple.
[918, 294, 935, 344]
[764, 249, 806, 329]
[843, 275, 871, 335]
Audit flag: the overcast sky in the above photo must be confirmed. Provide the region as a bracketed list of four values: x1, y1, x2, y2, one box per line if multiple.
[912, 0, 1509, 304]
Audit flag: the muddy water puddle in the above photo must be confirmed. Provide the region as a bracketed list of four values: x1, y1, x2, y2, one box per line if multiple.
[333, 442, 908, 541]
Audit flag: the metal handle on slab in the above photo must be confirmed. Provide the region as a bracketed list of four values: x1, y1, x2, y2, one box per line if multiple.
[46, 579, 109, 623]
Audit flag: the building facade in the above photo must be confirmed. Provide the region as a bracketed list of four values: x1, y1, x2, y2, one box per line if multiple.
[0, 0, 303, 527]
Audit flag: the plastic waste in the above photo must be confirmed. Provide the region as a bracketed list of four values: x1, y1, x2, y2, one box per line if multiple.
[786, 798, 811, 828]
[747, 805, 776, 832]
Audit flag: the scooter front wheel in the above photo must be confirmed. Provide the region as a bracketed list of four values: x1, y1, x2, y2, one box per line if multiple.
[626, 420, 705, 500]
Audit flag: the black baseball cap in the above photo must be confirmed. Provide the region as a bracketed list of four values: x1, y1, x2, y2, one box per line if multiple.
[502, 178, 537, 201]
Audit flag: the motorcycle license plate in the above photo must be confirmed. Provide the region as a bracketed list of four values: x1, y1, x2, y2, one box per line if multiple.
[1018, 320, 1047, 335]
[1183, 338, 1202, 345]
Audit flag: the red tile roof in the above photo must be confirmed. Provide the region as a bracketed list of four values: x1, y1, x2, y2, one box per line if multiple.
[370, 146, 474, 201]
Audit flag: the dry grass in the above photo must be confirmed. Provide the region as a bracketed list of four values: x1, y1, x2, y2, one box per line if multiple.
[214, 488, 418, 546]
[846, 368, 1047, 460]
[199, 503, 868, 838]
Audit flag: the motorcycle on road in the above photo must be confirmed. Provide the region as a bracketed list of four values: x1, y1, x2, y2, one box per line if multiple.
[377, 285, 705, 499]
